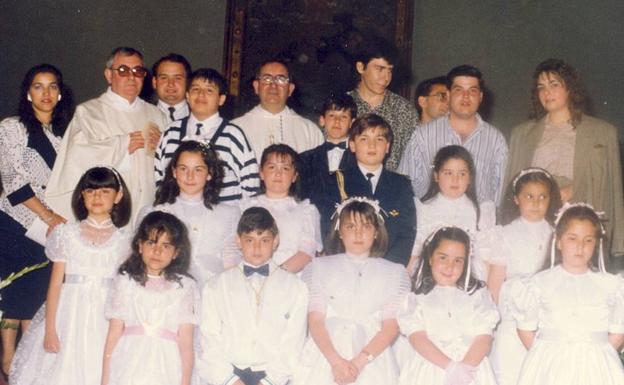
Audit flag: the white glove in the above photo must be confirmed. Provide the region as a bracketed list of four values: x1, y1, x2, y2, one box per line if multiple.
[444, 361, 477, 385]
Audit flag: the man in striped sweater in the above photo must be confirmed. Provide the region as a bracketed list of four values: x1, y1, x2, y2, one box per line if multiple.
[155, 68, 260, 203]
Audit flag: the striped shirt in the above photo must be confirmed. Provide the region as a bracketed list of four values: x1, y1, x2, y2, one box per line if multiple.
[397, 114, 508, 206]
[155, 113, 260, 203]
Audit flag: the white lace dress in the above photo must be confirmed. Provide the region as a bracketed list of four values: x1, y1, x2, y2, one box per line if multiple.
[239, 195, 322, 266]
[512, 266, 624, 385]
[397, 286, 499, 385]
[104, 274, 200, 385]
[10, 220, 129, 385]
[478, 217, 552, 385]
[293, 254, 410, 385]
[138, 194, 241, 288]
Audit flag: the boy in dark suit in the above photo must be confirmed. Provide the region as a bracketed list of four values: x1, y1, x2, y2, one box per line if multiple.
[320, 113, 416, 266]
[300, 94, 358, 231]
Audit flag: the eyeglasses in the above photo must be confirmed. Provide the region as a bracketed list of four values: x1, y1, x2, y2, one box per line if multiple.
[256, 74, 290, 86]
[111, 65, 148, 78]
[427, 92, 449, 102]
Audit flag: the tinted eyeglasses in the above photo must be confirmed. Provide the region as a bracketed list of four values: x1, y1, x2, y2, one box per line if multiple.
[256, 74, 290, 86]
[111, 65, 148, 78]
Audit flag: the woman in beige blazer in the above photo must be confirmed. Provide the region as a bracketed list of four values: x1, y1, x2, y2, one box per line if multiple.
[506, 58, 623, 257]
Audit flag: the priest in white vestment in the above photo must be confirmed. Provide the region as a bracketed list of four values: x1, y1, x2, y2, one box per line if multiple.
[46, 47, 167, 224]
[232, 60, 324, 161]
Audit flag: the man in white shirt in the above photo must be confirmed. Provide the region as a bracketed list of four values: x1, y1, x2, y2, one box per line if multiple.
[232, 59, 324, 161]
[151, 53, 191, 122]
[46, 47, 167, 223]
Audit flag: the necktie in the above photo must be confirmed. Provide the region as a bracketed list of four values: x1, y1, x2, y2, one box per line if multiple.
[366, 172, 375, 193]
[326, 141, 347, 150]
[195, 123, 203, 136]
[168, 106, 175, 121]
[243, 264, 270, 277]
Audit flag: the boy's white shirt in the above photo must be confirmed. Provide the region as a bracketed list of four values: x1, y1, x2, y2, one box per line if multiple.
[198, 259, 308, 385]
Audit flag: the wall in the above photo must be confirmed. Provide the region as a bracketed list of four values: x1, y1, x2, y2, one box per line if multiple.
[411, 0, 624, 140]
[0, 0, 226, 118]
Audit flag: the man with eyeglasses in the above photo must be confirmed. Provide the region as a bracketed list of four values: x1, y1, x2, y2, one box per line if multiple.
[398, 65, 508, 206]
[46, 47, 167, 224]
[414, 76, 449, 125]
[232, 59, 323, 162]
[347, 37, 418, 171]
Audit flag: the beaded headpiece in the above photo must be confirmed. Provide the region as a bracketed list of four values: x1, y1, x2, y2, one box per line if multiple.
[331, 196, 385, 230]
[512, 167, 553, 192]
[550, 202, 606, 272]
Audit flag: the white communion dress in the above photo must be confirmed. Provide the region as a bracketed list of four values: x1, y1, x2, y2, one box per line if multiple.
[293, 253, 411, 385]
[10, 220, 129, 385]
[512, 265, 624, 385]
[397, 286, 500, 385]
[239, 195, 322, 266]
[479, 217, 552, 385]
[104, 274, 200, 385]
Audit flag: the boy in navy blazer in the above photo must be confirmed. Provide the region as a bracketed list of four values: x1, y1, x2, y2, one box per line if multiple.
[300, 94, 358, 226]
[319, 113, 416, 266]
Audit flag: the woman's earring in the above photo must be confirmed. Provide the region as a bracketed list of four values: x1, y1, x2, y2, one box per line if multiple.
[27, 94, 32, 102]
[57, 94, 62, 101]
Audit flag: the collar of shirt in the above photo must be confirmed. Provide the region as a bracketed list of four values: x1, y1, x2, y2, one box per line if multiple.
[357, 164, 383, 192]
[433, 191, 472, 207]
[189, 112, 222, 137]
[104, 87, 140, 110]
[253, 104, 292, 118]
[351, 88, 388, 111]
[445, 113, 485, 142]
[327, 140, 348, 172]
[157, 99, 187, 115]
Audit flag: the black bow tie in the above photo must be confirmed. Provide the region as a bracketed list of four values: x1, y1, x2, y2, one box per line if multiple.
[243, 264, 270, 277]
[326, 141, 347, 150]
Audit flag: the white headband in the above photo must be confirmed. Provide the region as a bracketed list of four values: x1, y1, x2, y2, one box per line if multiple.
[88, 165, 123, 194]
[415, 225, 475, 291]
[331, 196, 385, 230]
[550, 202, 606, 272]
[512, 167, 553, 192]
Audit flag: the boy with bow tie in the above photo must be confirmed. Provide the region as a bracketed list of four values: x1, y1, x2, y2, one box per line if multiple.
[198, 207, 308, 385]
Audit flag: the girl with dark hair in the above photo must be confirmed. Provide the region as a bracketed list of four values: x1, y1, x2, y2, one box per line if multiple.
[101, 211, 199, 385]
[10, 166, 131, 385]
[240, 144, 321, 273]
[512, 203, 624, 385]
[481, 168, 561, 385]
[140, 140, 240, 287]
[407, 145, 496, 276]
[0, 63, 74, 374]
[294, 197, 410, 385]
[398, 226, 498, 385]
[506, 58, 624, 257]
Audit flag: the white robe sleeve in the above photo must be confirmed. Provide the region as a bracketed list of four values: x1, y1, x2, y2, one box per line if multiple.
[608, 277, 624, 334]
[509, 277, 540, 331]
[398, 293, 425, 336]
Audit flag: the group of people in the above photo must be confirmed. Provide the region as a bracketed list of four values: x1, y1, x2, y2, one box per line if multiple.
[0, 39, 623, 385]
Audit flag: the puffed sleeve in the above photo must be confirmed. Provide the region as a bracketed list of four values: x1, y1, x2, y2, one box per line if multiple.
[509, 277, 540, 331]
[474, 225, 506, 266]
[0, 119, 36, 205]
[44, 223, 68, 262]
[411, 198, 427, 256]
[469, 287, 500, 336]
[177, 278, 201, 325]
[301, 260, 326, 314]
[221, 206, 242, 269]
[608, 277, 624, 334]
[477, 200, 497, 231]
[397, 293, 425, 336]
[297, 200, 322, 257]
[105, 274, 133, 321]
[381, 263, 412, 319]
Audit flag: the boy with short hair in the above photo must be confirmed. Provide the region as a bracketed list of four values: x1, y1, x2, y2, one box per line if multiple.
[198, 207, 308, 385]
[155, 68, 260, 203]
[320, 113, 415, 266]
[299, 94, 357, 222]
